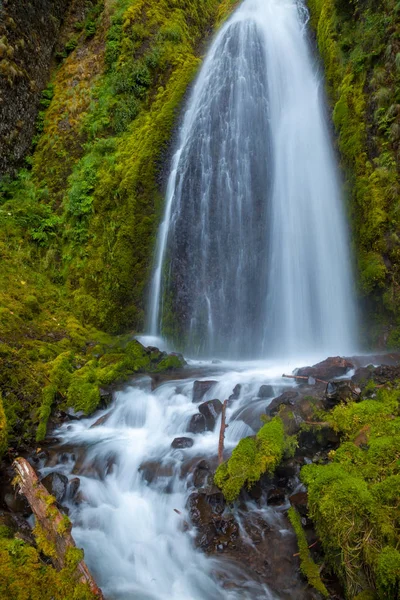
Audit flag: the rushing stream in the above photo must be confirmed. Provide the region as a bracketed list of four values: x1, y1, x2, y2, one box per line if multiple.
[45, 0, 359, 597]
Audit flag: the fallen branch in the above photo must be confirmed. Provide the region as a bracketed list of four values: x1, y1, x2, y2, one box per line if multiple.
[13, 458, 103, 599]
[282, 373, 328, 385]
[293, 540, 319, 557]
[218, 400, 228, 464]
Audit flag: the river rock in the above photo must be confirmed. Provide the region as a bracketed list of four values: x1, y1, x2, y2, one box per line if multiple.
[296, 356, 354, 381]
[289, 491, 308, 517]
[229, 384, 241, 401]
[192, 380, 217, 403]
[90, 412, 111, 428]
[67, 477, 81, 501]
[258, 384, 275, 398]
[99, 388, 113, 408]
[171, 437, 194, 449]
[198, 399, 223, 430]
[192, 460, 212, 488]
[139, 461, 174, 484]
[267, 487, 286, 505]
[267, 390, 299, 416]
[188, 413, 207, 433]
[325, 380, 361, 406]
[352, 365, 375, 387]
[41, 472, 69, 503]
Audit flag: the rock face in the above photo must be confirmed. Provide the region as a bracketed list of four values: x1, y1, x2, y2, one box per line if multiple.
[296, 356, 354, 380]
[188, 413, 207, 434]
[192, 380, 217, 403]
[41, 472, 68, 503]
[198, 399, 223, 431]
[171, 437, 194, 449]
[0, 0, 69, 175]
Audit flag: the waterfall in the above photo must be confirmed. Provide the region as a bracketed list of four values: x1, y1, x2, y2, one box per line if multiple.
[149, 0, 357, 358]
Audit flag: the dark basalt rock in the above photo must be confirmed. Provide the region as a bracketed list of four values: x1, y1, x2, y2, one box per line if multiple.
[41, 471, 68, 503]
[192, 380, 217, 403]
[267, 487, 286, 506]
[296, 356, 354, 381]
[267, 390, 299, 416]
[229, 384, 241, 401]
[188, 413, 207, 433]
[187, 490, 236, 553]
[289, 491, 308, 517]
[198, 399, 223, 431]
[67, 477, 81, 502]
[258, 384, 275, 398]
[192, 460, 212, 488]
[139, 461, 174, 484]
[325, 379, 361, 406]
[171, 437, 194, 449]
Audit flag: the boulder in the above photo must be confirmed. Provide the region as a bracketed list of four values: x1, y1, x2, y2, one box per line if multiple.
[67, 477, 80, 502]
[267, 390, 299, 416]
[258, 384, 275, 398]
[41, 472, 68, 504]
[171, 437, 194, 449]
[192, 380, 217, 403]
[229, 384, 241, 401]
[289, 491, 308, 517]
[296, 356, 354, 381]
[192, 460, 212, 488]
[267, 487, 286, 506]
[139, 461, 174, 484]
[188, 413, 207, 434]
[198, 399, 223, 431]
[325, 380, 361, 406]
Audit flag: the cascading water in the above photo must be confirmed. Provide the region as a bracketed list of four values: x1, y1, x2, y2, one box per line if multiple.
[45, 2, 360, 599]
[149, 0, 357, 359]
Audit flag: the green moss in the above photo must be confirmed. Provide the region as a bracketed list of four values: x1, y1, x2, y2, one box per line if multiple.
[300, 384, 400, 597]
[308, 0, 400, 346]
[0, 536, 96, 599]
[0, 394, 7, 457]
[214, 417, 285, 502]
[288, 507, 329, 597]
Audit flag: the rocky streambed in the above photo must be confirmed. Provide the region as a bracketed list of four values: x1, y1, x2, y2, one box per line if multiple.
[1, 351, 400, 599]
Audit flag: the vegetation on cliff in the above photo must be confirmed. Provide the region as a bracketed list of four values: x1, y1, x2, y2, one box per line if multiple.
[0, 0, 236, 457]
[307, 0, 400, 346]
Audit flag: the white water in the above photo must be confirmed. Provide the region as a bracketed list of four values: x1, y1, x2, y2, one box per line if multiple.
[46, 362, 307, 599]
[149, 0, 357, 358]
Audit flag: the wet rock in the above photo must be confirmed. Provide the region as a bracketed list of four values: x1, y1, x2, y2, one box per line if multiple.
[258, 384, 275, 398]
[198, 399, 223, 431]
[192, 380, 217, 403]
[289, 491, 308, 517]
[3, 489, 31, 515]
[139, 461, 174, 484]
[188, 413, 207, 434]
[267, 487, 286, 506]
[64, 407, 85, 420]
[229, 384, 241, 401]
[267, 390, 299, 416]
[187, 492, 213, 525]
[171, 437, 194, 449]
[187, 491, 236, 553]
[325, 380, 361, 406]
[352, 365, 375, 387]
[192, 460, 212, 488]
[67, 477, 81, 501]
[41, 472, 68, 503]
[296, 356, 354, 381]
[99, 388, 113, 408]
[297, 426, 340, 459]
[90, 412, 111, 428]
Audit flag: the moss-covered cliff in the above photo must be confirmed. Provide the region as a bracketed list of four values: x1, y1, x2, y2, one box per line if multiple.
[307, 0, 400, 347]
[0, 0, 237, 456]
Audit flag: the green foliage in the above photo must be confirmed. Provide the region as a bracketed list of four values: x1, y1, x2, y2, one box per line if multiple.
[0, 393, 7, 457]
[301, 385, 400, 598]
[214, 417, 285, 502]
[307, 0, 400, 346]
[0, 536, 96, 600]
[288, 507, 329, 597]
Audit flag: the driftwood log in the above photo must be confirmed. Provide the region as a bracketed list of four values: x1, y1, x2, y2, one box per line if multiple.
[218, 399, 228, 464]
[282, 373, 328, 385]
[13, 457, 104, 599]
